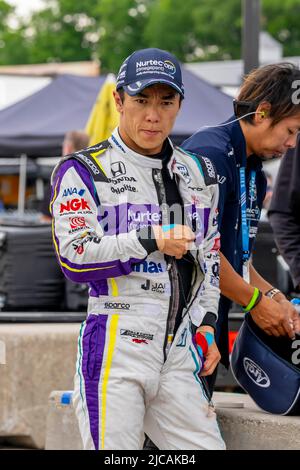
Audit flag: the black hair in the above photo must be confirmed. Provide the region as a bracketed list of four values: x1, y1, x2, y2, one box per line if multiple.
[236, 63, 300, 126]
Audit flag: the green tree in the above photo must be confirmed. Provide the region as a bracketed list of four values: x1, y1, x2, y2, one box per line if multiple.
[0, 0, 12, 27]
[192, 0, 241, 60]
[145, 0, 300, 62]
[25, 0, 99, 64]
[144, 0, 241, 62]
[262, 0, 300, 57]
[143, 0, 196, 61]
[23, 0, 154, 70]
[95, 0, 153, 72]
[0, 0, 30, 65]
[1, 0, 300, 70]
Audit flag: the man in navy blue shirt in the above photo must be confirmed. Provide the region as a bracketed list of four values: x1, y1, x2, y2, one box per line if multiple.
[182, 63, 300, 381]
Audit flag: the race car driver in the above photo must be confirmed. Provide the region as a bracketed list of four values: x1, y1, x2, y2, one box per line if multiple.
[50, 48, 225, 450]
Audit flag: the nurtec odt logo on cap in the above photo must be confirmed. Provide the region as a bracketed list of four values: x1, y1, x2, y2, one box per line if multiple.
[164, 60, 176, 74]
[135, 59, 176, 76]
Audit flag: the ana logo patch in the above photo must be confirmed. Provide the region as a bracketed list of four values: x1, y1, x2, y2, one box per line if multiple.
[62, 187, 85, 197]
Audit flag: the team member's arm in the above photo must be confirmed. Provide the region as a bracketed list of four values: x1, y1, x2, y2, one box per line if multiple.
[219, 253, 257, 304]
[51, 160, 156, 283]
[249, 262, 300, 336]
[219, 253, 298, 339]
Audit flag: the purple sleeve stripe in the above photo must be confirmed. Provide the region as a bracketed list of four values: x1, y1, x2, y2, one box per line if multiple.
[61, 258, 142, 283]
[204, 207, 210, 236]
[52, 231, 113, 272]
[50, 160, 93, 216]
[55, 230, 144, 271]
[53, 232, 145, 282]
[49, 186, 57, 216]
[49, 175, 61, 216]
[51, 158, 147, 282]
[81, 314, 108, 450]
[72, 159, 100, 205]
[60, 252, 143, 272]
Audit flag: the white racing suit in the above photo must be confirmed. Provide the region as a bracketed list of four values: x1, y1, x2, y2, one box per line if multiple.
[51, 129, 225, 450]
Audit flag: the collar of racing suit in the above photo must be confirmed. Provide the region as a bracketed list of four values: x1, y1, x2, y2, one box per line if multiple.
[108, 127, 189, 181]
[109, 128, 176, 180]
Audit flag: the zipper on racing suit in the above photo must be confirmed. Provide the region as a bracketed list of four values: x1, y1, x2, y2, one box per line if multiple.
[152, 167, 214, 405]
[186, 256, 214, 406]
[178, 225, 214, 405]
[152, 168, 180, 361]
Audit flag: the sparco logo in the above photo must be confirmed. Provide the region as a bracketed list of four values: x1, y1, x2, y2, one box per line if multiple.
[111, 161, 126, 177]
[104, 302, 130, 310]
[79, 154, 100, 175]
[202, 157, 215, 179]
[243, 357, 271, 388]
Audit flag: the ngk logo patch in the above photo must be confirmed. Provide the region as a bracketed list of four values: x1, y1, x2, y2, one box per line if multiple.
[60, 198, 91, 214]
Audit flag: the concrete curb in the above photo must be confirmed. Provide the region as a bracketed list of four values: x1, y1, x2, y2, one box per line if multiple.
[45, 391, 82, 450]
[215, 392, 300, 450]
[0, 323, 80, 448]
[45, 390, 300, 450]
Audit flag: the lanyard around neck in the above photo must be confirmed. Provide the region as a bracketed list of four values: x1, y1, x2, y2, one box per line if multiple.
[239, 167, 256, 262]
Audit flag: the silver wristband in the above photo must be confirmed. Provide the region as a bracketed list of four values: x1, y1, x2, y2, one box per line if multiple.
[264, 287, 281, 299]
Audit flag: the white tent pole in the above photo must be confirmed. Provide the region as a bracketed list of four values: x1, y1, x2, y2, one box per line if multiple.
[18, 154, 27, 216]
[36, 177, 44, 200]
